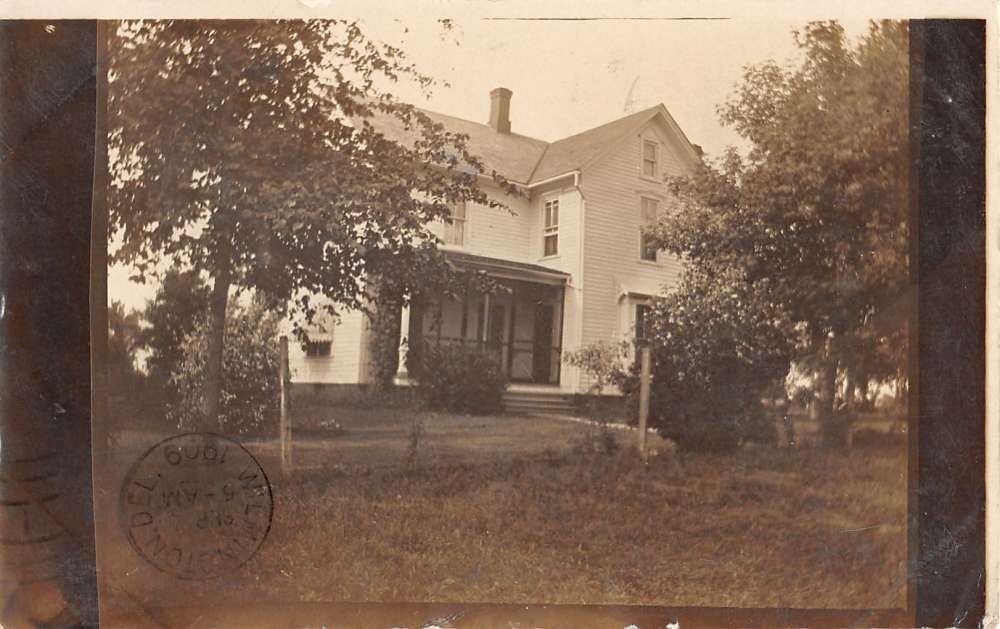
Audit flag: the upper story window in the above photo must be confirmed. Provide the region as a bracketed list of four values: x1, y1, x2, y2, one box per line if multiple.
[442, 200, 467, 247]
[642, 140, 659, 178]
[543, 198, 559, 257]
[640, 197, 659, 262]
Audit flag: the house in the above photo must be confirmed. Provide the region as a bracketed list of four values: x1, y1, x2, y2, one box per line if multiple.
[287, 88, 702, 405]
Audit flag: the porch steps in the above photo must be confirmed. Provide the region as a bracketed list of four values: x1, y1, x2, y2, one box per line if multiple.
[503, 389, 576, 416]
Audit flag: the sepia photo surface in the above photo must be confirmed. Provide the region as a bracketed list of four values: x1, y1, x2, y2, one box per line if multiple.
[93, 14, 917, 626]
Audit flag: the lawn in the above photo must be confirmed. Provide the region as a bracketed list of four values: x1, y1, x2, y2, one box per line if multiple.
[251, 441, 907, 609]
[248, 402, 674, 471]
[98, 402, 907, 623]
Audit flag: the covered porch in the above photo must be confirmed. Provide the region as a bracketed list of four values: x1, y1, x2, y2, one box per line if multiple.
[398, 253, 569, 386]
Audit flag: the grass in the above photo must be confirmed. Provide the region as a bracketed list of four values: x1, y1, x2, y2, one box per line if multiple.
[247, 432, 907, 608]
[98, 402, 907, 617]
[248, 402, 675, 470]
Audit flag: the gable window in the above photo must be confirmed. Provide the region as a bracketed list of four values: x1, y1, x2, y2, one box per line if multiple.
[640, 197, 659, 262]
[642, 140, 660, 177]
[543, 198, 559, 257]
[642, 140, 659, 178]
[442, 200, 467, 246]
[304, 340, 332, 358]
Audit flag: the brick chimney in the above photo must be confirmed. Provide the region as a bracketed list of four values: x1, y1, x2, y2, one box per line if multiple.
[489, 87, 512, 134]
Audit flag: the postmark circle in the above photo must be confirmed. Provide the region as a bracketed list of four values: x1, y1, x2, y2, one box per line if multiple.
[119, 432, 273, 580]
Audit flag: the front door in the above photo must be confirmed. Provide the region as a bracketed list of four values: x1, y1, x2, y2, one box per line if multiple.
[531, 304, 554, 383]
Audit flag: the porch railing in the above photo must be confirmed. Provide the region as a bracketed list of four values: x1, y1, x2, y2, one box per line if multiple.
[414, 335, 561, 385]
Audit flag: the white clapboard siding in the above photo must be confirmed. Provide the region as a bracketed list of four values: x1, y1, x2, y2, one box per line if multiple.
[431, 184, 534, 261]
[577, 118, 687, 390]
[286, 309, 366, 384]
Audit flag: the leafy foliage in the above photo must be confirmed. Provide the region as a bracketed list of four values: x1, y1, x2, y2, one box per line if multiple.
[563, 340, 629, 397]
[108, 20, 512, 423]
[412, 342, 507, 415]
[108, 301, 143, 388]
[170, 299, 282, 435]
[366, 273, 405, 392]
[109, 19, 510, 325]
[563, 340, 629, 421]
[621, 270, 792, 451]
[108, 301, 152, 418]
[647, 21, 909, 446]
[137, 269, 210, 397]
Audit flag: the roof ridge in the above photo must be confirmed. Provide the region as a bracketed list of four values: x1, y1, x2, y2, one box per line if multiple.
[416, 106, 550, 145]
[546, 104, 661, 146]
[574, 106, 664, 174]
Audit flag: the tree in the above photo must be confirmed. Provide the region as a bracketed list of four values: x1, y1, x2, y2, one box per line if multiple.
[109, 21, 510, 428]
[107, 301, 151, 426]
[138, 269, 210, 399]
[107, 300, 144, 392]
[170, 299, 282, 436]
[649, 21, 909, 447]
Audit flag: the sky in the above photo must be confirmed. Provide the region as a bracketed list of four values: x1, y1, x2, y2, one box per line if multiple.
[109, 17, 874, 311]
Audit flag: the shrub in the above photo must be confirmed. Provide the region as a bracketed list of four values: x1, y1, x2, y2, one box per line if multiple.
[169, 299, 282, 436]
[570, 425, 620, 458]
[563, 340, 629, 418]
[620, 270, 793, 452]
[411, 341, 507, 415]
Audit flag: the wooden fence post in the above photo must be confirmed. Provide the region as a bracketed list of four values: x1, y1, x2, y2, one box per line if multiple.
[279, 336, 292, 476]
[638, 343, 651, 461]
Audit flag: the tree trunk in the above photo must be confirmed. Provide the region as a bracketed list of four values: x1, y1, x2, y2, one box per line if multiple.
[202, 262, 232, 429]
[368, 279, 402, 394]
[817, 348, 848, 449]
[844, 368, 857, 413]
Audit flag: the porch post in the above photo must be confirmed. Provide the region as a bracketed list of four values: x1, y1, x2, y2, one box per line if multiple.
[556, 284, 566, 385]
[481, 292, 491, 346]
[396, 303, 411, 380]
[460, 281, 470, 340]
[507, 281, 517, 376]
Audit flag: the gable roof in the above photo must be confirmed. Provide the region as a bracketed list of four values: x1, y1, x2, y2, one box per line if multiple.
[528, 105, 664, 183]
[367, 102, 698, 186]
[366, 107, 548, 184]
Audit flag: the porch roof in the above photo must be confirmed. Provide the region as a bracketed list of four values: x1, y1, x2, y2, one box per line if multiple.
[444, 251, 570, 286]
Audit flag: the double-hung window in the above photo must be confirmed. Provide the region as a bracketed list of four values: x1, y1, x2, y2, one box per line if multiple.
[442, 200, 467, 246]
[640, 197, 659, 262]
[642, 140, 659, 178]
[543, 198, 559, 257]
[635, 303, 652, 343]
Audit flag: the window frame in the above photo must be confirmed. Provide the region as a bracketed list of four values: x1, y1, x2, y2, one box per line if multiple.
[634, 303, 652, 342]
[639, 196, 660, 262]
[542, 197, 559, 258]
[441, 199, 467, 247]
[304, 339, 332, 358]
[641, 139, 659, 179]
